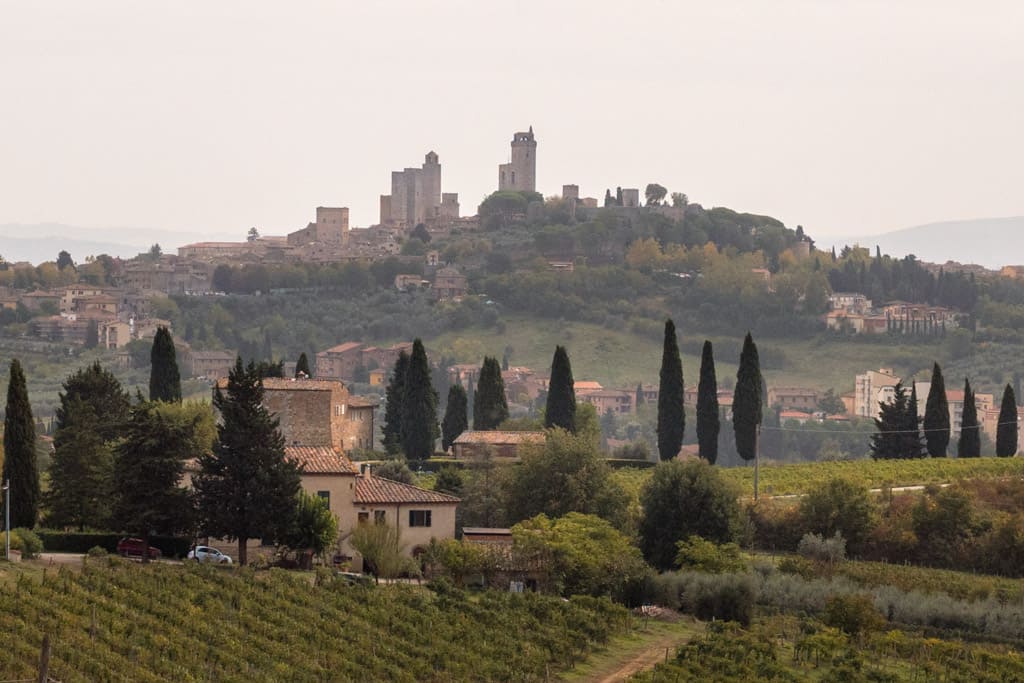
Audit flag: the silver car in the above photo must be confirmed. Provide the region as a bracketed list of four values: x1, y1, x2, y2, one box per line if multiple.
[187, 545, 233, 564]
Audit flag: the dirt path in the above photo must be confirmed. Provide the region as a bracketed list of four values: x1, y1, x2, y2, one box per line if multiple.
[591, 631, 688, 683]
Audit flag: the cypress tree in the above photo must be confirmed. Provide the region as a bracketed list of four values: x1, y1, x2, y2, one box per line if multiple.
[2, 359, 38, 528]
[474, 356, 509, 431]
[196, 358, 301, 565]
[382, 351, 410, 455]
[85, 319, 99, 349]
[441, 384, 468, 453]
[295, 352, 311, 378]
[149, 326, 182, 402]
[732, 332, 762, 462]
[996, 384, 1018, 457]
[902, 382, 925, 458]
[544, 345, 576, 432]
[635, 383, 644, 408]
[923, 362, 950, 457]
[657, 319, 684, 461]
[696, 340, 720, 464]
[958, 378, 981, 458]
[400, 339, 439, 460]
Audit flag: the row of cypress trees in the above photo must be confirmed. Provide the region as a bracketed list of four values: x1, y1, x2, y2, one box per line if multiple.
[870, 362, 1018, 459]
[656, 319, 762, 465]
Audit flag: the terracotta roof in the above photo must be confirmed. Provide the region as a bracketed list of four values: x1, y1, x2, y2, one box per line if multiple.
[355, 476, 459, 504]
[574, 381, 604, 391]
[452, 430, 546, 445]
[285, 446, 358, 474]
[321, 342, 362, 354]
[347, 396, 378, 408]
[261, 377, 344, 391]
[780, 410, 812, 419]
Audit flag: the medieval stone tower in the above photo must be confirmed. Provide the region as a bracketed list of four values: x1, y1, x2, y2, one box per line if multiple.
[498, 126, 537, 193]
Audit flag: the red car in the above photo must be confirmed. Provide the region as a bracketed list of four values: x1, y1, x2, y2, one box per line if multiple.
[116, 538, 162, 560]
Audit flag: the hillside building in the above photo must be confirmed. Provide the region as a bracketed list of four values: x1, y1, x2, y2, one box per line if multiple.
[498, 127, 537, 193]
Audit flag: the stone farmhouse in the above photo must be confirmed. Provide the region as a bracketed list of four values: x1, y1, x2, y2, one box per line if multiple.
[452, 430, 546, 459]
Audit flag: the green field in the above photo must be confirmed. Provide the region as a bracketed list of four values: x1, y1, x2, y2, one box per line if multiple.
[424, 315, 946, 394]
[0, 560, 628, 682]
[611, 456, 1024, 499]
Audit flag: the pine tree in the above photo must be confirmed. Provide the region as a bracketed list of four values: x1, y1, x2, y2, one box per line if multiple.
[149, 326, 181, 402]
[996, 384, 1018, 457]
[196, 359, 301, 565]
[474, 356, 509, 431]
[56, 361, 131, 443]
[544, 345, 576, 432]
[696, 340, 720, 464]
[958, 378, 981, 458]
[295, 352, 311, 378]
[901, 382, 925, 458]
[46, 398, 114, 530]
[382, 351, 410, 455]
[732, 332, 762, 462]
[923, 362, 950, 457]
[441, 384, 468, 453]
[2, 359, 38, 528]
[113, 401, 196, 562]
[400, 339, 439, 460]
[657, 320, 684, 461]
[871, 382, 909, 460]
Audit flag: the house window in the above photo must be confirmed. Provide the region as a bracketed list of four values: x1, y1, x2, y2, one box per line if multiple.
[409, 510, 432, 527]
[317, 490, 330, 509]
[358, 512, 369, 523]
[373, 510, 386, 524]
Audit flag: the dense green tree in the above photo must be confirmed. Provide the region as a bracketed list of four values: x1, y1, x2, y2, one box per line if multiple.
[797, 478, 876, 554]
[506, 429, 628, 530]
[56, 250, 74, 271]
[696, 340, 720, 464]
[459, 449, 511, 529]
[732, 332, 762, 462]
[902, 383, 925, 458]
[512, 513, 651, 602]
[958, 378, 981, 458]
[382, 351, 410, 455]
[657, 319, 684, 461]
[280, 491, 338, 568]
[113, 401, 196, 561]
[295, 352, 311, 378]
[996, 384, 1018, 457]
[870, 382, 920, 459]
[56, 361, 131, 443]
[400, 339, 439, 460]
[544, 345, 576, 432]
[441, 384, 468, 453]
[149, 326, 181, 403]
[2, 359, 38, 528]
[635, 383, 644, 407]
[817, 388, 846, 416]
[638, 460, 742, 570]
[196, 359, 301, 565]
[373, 459, 415, 485]
[46, 398, 113, 530]
[433, 466, 464, 497]
[923, 362, 950, 457]
[644, 183, 667, 207]
[473, 356, 508, 431]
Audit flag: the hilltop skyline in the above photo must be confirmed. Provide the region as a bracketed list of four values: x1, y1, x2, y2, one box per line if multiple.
[2, 2, 1022, 240]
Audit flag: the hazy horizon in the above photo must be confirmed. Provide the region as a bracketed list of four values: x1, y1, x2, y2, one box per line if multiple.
[2, 1, 1022, 239]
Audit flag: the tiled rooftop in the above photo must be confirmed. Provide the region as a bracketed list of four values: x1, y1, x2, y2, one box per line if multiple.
[355, 476, 459, 504]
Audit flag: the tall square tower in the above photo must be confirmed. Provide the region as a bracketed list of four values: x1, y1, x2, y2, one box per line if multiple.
[498, 126, 537, 193]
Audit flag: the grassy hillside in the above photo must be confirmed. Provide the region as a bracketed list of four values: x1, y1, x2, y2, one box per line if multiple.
[424, 315, 944, 393]
[0, 560, 627, 682]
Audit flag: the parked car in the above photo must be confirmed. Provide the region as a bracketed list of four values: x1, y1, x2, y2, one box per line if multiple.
[187, 545, 233, 564]
[116, 537, 162, 560]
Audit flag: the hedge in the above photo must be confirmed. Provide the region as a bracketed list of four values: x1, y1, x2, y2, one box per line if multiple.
[35, 531, 193, 558]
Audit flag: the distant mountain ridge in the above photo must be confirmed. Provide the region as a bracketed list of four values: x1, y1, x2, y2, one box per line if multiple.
[0, 223, 237, 264]
[821, 216, 1024, 270]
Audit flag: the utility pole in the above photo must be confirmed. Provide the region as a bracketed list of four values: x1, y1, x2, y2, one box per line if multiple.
[3, 479, 9, 561]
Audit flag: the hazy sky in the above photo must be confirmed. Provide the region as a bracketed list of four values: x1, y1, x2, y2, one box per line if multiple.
[2, 1, 1021, 240]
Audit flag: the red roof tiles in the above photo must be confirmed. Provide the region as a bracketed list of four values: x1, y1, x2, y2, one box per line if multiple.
[285, 446, 358, 474]
[355, 476, 459, 504]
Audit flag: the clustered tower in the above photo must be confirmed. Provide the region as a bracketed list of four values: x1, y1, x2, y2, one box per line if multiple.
[498, 126, 537, 193]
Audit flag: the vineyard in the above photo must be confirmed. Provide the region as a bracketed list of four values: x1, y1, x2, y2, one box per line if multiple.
[629, 616, 1024, 682]
[0, 560, 629, 682]
[612, 456, 1024, 499]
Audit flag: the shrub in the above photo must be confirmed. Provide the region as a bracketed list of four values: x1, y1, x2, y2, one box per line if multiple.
[822, 594, 886, 636]
[797, 532, 847, 564]
[798, 478, 875, 554]
[86, 545, 109, 559]
[675, 536, 746, 574]
[14, 528, 42, 559]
